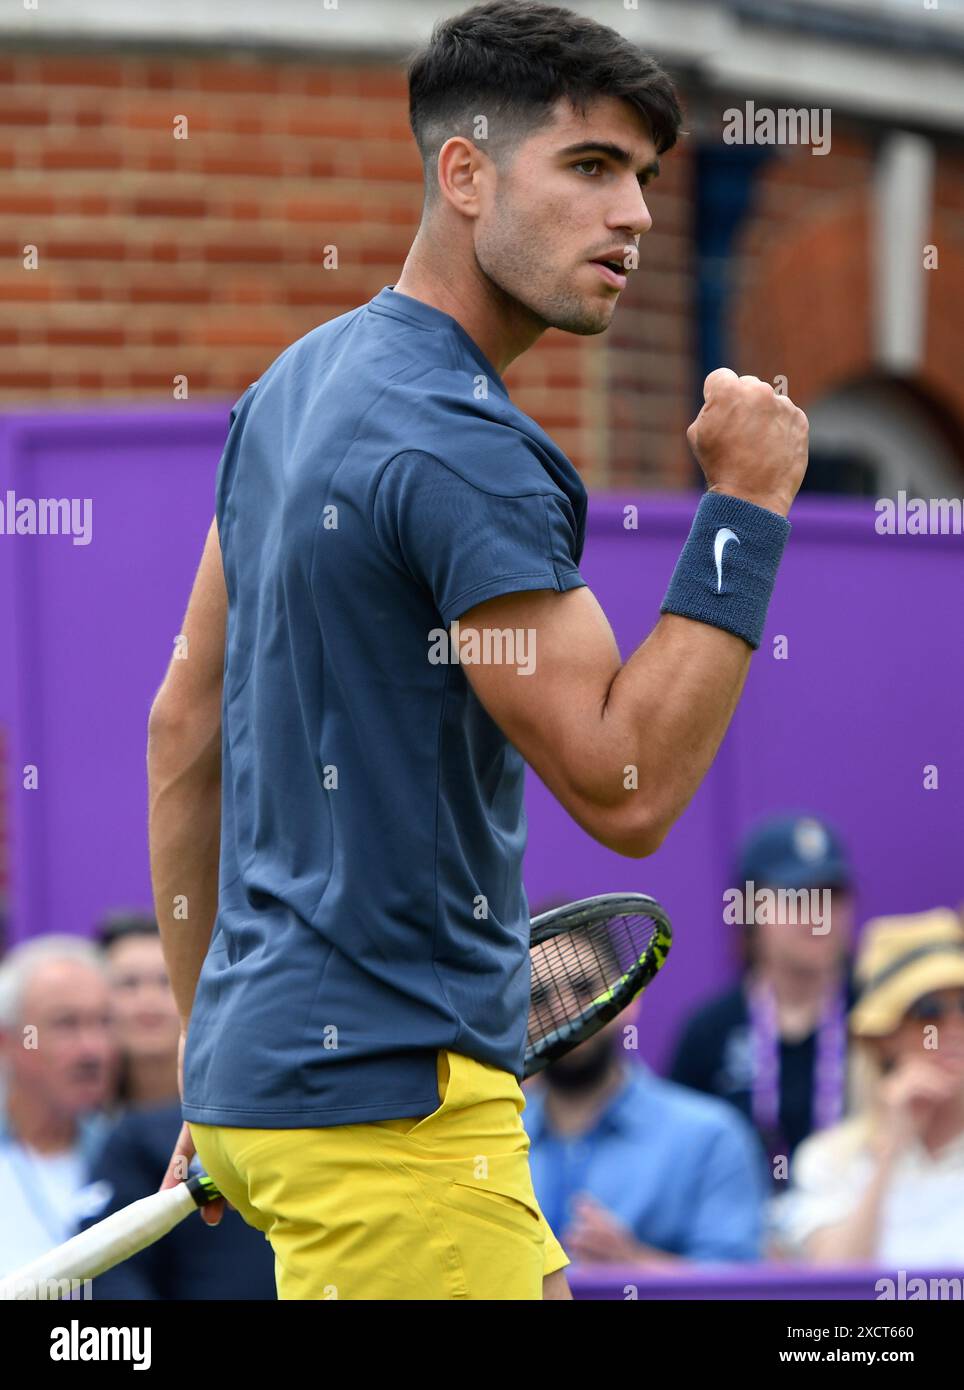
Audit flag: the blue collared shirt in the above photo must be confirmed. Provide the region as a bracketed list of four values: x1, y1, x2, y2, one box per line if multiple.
[523, 1064, 768, 1262]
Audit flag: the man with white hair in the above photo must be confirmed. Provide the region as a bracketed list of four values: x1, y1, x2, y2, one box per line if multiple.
[0, 936, 115, 1275]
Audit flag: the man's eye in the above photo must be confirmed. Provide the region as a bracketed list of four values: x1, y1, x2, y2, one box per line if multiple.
[574, 160, 601, 176]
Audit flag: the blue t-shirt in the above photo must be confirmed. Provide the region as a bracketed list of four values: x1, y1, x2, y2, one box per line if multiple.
[182, 286, 588, 1128]
[523, 1065, 768, 1262]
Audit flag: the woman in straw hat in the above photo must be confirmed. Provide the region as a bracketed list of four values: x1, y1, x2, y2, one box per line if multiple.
[771, 908, 964, 1265]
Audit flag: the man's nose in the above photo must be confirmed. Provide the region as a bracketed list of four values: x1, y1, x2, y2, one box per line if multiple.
[634, 197, 652, 237]
[609, 185, 651, 240]
[76, 1022, 112, 1054]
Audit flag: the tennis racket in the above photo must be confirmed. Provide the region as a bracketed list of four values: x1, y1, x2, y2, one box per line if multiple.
[0, 1174, 220, 1299]
[524, 891, 672, 1076]
[0, 890, 671, 1298]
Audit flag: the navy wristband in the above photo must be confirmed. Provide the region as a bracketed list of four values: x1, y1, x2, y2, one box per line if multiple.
[660, 492, 791, 650]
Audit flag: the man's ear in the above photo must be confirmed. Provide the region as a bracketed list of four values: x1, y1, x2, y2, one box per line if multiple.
[436, 135, 487, 216]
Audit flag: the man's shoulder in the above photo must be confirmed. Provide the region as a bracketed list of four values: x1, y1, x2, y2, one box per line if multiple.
[381, 444, 581, 514]
[253, 300, 370, 385]
[243, 298, 588, 522]
[373, 321, 581, 501]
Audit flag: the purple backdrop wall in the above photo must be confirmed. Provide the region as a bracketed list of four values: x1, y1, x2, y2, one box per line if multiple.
[567, 1263, 964, 1300]
[1, 408, 961, 1071]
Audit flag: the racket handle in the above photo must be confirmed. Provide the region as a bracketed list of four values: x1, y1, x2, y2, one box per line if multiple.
[0, 1177, 215, 1299]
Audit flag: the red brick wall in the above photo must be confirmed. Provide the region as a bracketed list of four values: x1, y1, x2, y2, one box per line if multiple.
[733, 129, 964, 439]
[0, 49, 694, 488]
[604, 138, 695, 490]
[732, 131, 875, 405]
[925, 148, 964, 426]
[0, 54, 421, 393]
[12, 53, 959, 488]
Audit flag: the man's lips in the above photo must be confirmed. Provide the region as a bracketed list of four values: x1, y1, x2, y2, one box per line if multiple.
[588, 248, 632, 284]
[589, 258, 628, 289]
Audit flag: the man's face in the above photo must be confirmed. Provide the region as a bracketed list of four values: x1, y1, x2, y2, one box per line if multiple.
[530, 933, 625, 1084]
[473, 94, 658, 336]
[4, 959, 116, 1117]
[755, 887, 854, 980]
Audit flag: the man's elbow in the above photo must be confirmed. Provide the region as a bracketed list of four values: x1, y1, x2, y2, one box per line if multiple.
[587, 801, 671, 860]
[147, 691, 185, 753]
[147, 689, 220, 776]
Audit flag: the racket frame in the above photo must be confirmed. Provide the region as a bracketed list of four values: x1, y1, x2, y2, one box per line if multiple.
[524, 891, 672, 1078]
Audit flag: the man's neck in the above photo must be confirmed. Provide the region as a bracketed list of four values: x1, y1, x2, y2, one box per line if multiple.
[393, 231, 547, 376]
[543, 1060, 626, 1140]
[6, 1085, 76, 1155]
[754, 968, 840, 1041]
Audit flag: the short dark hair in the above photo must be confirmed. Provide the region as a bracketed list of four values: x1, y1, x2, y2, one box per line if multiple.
[95, 910, 159, 952]
[408, 0, 682, 198]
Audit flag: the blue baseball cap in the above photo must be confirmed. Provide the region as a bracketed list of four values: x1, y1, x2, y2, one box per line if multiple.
[737, 813, 852, 890]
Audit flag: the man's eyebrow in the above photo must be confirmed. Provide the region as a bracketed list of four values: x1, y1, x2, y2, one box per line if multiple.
[557, 140, 660, 179]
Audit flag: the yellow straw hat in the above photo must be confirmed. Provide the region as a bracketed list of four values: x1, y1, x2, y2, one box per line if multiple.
[850, 908, 964, 1037]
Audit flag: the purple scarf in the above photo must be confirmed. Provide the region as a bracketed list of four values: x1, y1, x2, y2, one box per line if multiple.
[748, 980, 847, 1157]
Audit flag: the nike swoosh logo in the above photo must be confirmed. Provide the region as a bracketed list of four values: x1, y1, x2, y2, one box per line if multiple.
[714, 527, 740, 593]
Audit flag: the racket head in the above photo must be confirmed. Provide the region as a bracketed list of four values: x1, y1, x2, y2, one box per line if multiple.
[524, 892, 672, 1078]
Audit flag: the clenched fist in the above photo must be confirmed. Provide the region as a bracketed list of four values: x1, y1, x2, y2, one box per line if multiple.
[687, 368, 809, 519]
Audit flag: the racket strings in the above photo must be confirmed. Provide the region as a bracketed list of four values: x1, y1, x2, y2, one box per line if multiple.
[527, 911, 660, 1053]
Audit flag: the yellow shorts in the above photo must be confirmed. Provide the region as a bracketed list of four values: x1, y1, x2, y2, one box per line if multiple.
[189, 1049, 568, 1300]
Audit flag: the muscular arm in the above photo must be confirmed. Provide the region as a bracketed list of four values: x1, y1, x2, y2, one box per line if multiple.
[459, 370, 808, 859]
[147, 518, 226, 1029]
[459, 588, 752, 858]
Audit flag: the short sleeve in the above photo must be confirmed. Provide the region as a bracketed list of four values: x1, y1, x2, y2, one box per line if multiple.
[373, 449, 586, 624]
[215, 381, 259, 532]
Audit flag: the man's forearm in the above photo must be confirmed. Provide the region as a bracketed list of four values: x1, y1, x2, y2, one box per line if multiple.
[579, 487, 791, 848]
[148, 713, 222, 1028]
[596, 612, 752, 843]
[460, 587, 760, 859]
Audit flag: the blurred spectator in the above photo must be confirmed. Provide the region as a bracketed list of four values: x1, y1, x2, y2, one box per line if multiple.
[77, 909, 276, 1298]
[771, 908, 964, 1266]
[669, 814, 856, 1166]
[523, 931, 767, 1264]
[0, 936, 114, 1275]
[96, 912, 179, 1108]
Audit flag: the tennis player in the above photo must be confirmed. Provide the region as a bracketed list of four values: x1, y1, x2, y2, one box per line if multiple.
[149, 0, 808, 1300]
